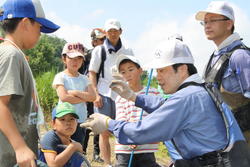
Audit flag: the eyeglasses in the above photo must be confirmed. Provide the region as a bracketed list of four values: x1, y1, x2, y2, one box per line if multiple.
[200, 18, 230, 26]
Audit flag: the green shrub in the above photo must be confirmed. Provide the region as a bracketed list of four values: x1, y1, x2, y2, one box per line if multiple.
[35, 70, 58, 121]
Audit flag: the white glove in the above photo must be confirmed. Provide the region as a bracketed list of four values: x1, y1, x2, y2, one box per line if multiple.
[80, 113, 111, 135]
[110, 78, 136, 101]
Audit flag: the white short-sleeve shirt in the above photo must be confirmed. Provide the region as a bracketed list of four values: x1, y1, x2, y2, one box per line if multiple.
[89, 43, 134, 100]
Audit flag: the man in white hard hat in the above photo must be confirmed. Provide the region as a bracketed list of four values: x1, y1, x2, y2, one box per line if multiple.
[82, 38, 249, 167]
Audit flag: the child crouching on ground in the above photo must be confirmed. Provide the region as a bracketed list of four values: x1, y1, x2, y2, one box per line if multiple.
[39, 102, 83, 166]
[114, 55, 161, 167]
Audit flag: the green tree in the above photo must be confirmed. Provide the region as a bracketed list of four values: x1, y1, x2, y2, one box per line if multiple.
[142, 70, 158, 88]
[25, 34, 66, 76]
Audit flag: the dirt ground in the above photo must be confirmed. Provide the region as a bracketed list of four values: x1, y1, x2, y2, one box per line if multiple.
[85, 135, 171, 167]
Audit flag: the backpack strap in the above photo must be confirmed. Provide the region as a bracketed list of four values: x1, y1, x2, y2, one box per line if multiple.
[203, 44, 250, 87]
[172, 82, 230, 159]
[96, 45, 106, 83]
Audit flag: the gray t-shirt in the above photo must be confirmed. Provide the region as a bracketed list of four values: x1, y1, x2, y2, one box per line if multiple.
[0, 44, 38, 166]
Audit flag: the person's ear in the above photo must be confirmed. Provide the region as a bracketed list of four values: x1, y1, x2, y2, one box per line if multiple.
[178, 64, 189, 78]
[20, 17, 31, 31]
[51, 120, 56, 129]
[178, 64, 187, 72]
[226, 20, 234, 31]
[62, 55, 67, 63]
[138, 67, 143, 74]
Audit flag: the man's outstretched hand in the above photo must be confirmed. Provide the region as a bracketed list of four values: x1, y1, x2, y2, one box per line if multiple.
[80, 113, 111, 135]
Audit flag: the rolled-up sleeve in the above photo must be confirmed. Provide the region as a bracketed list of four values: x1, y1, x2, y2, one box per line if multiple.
[230, 49, 250, 98]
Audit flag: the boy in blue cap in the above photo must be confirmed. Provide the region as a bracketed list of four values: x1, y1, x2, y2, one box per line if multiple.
[39, 102, 83, 167]
[0, 0, 59, 166]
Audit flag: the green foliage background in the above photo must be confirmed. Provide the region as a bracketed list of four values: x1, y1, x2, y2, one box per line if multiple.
[25, 34, 66, 77]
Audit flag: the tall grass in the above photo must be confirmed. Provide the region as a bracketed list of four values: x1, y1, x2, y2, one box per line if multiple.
[35, 69, 58, 121]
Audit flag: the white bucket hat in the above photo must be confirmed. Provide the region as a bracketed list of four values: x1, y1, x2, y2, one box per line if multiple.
[195, 1, 234, 21]
[148, 39, 194, 69]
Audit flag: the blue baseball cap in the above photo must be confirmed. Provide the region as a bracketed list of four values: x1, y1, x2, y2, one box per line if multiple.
[52, 102, 79, 120]
[0, 0, 60, 33]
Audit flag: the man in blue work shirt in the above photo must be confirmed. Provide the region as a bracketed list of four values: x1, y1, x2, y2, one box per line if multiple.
[82, 38, 249, 167]
[195, 1, 250, 143]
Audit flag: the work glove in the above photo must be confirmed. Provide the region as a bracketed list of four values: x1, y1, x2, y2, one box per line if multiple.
[110, 74, 136, 101]
[80, 113, 111, 135]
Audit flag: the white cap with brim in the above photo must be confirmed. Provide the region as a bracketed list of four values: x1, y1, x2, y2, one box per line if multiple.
[62, 42, 85, 59]
[116, 54, 141, 70]
[66, 52, 85, 59]
[104, 18, 121, 31]
[195, 1, 234, 21]
[0, 0, 60, 33]
[147, 39, 194, 69]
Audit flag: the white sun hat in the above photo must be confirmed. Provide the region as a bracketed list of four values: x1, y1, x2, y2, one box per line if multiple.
[195, 1, 234, 21]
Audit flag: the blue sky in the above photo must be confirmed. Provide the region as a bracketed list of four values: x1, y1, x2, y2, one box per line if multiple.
[39, 0, 250, 39]
[1, 0, 249, 74]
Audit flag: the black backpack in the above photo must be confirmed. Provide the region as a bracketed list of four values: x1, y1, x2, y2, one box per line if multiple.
[79, 45, 106, 83]
[203, 43, 250, 87]
[96, 45, 106, 82]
